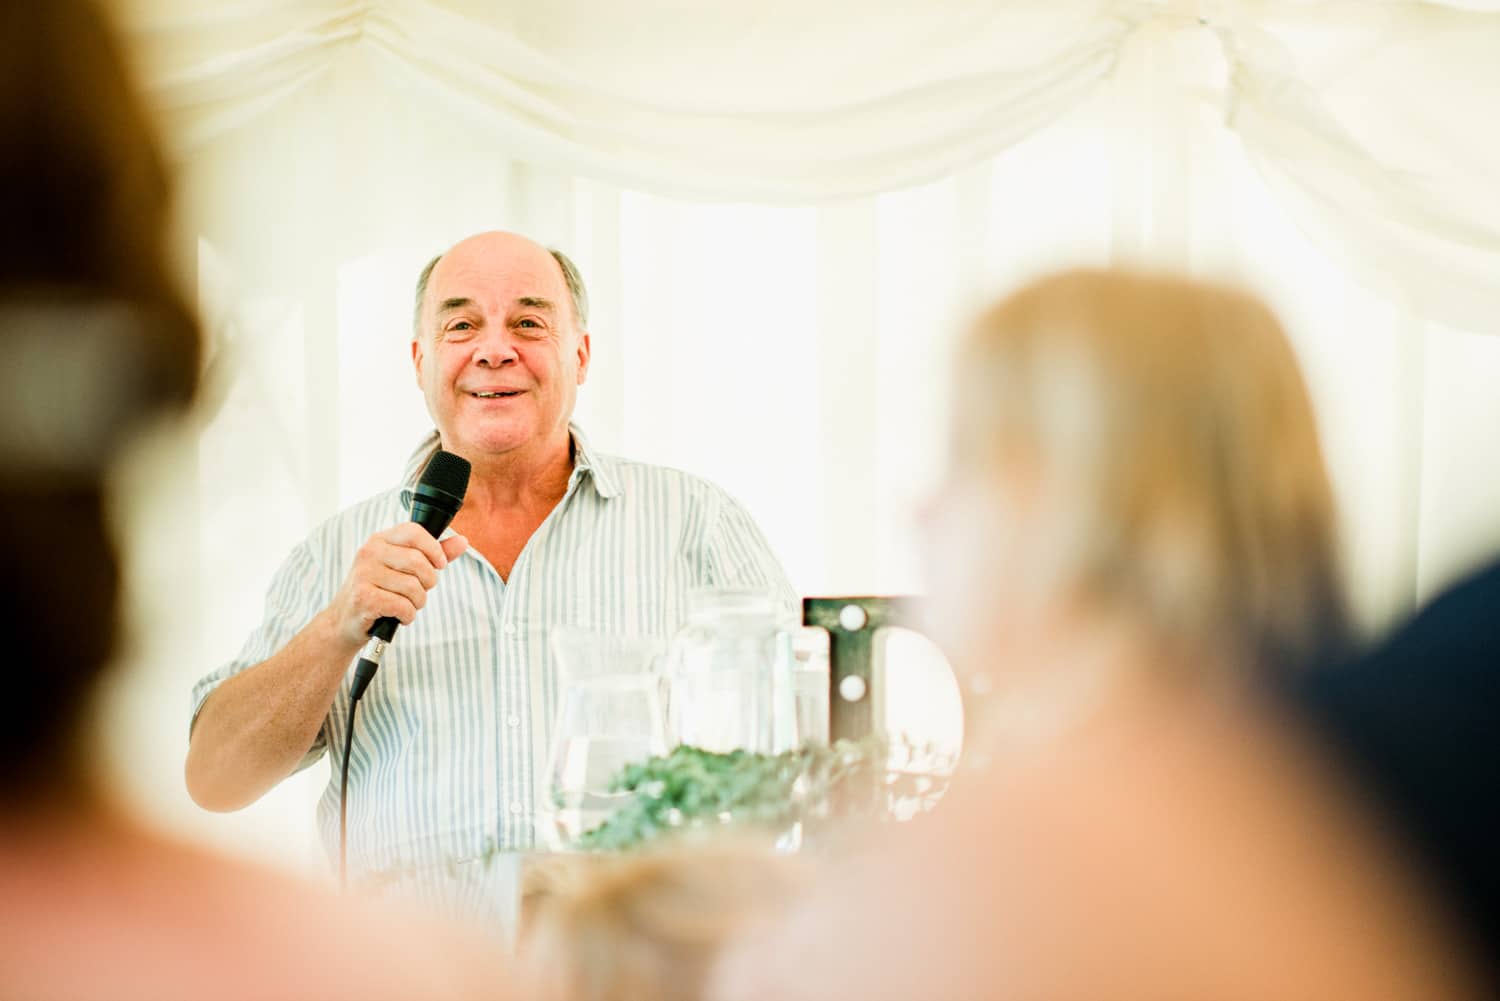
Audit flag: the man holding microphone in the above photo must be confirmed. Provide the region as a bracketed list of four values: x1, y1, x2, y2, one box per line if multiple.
[187, 231, 792, 914]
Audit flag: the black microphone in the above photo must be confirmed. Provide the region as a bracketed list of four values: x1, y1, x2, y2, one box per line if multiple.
[349, 449, 471, 702]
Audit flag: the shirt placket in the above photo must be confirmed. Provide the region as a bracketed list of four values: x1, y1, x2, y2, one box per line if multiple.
[494, 468, 589, 849]
[496, 566, 529, 846]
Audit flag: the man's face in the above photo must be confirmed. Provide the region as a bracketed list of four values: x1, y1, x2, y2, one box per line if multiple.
[412, 233, 590, 461]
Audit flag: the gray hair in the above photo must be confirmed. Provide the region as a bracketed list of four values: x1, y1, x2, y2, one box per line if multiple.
[412, 246, 589, 338]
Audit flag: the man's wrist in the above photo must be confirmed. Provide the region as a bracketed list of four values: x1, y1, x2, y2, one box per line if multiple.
[305, 607, 366, 670]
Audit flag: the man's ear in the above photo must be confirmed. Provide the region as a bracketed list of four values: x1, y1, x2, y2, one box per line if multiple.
[575, 331, 591, 385]
[411, 335, 425, 386]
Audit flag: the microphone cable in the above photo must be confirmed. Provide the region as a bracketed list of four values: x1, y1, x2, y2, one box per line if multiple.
[339, 696, 361, 888]
[336, 449, 470, 890]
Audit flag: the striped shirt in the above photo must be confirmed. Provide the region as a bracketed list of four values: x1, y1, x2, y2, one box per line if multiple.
[191, 425, 794, 887]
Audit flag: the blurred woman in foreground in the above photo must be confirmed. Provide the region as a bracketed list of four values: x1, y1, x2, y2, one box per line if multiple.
[0, 3, 508, 998]
[922, 270, 1351, 746]
[711, 272, 1482, 1000]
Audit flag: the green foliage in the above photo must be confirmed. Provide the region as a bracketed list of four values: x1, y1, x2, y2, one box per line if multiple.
[361, 737, 954, 887]
[573, 739, 888, 852]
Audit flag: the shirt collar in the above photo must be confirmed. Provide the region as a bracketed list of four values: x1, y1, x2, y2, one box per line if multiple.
[398, 422, 621, 511]
[568, 423, 623, 499]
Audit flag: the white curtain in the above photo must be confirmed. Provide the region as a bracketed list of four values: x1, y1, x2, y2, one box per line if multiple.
[117, 0, 1500, 322]
[100, 0, 1500, 871]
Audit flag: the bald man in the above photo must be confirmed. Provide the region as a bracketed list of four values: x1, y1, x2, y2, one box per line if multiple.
[186, 233, 793, 914]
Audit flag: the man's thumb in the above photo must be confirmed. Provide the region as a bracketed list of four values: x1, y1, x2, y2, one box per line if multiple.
[441, 533, 469, 561]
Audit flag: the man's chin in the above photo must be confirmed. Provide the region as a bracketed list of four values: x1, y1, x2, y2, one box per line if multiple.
[446, 422, 538, 458]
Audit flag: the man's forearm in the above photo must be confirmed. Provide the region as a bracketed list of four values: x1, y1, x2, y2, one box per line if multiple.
[184, 609, 362, 811]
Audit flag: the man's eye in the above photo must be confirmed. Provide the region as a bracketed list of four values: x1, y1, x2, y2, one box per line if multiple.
[448, 321, 474, 333]
[517, 318, 541, 329]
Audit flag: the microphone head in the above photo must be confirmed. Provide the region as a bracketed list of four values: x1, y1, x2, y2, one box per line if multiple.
[415, 449, 471, 509]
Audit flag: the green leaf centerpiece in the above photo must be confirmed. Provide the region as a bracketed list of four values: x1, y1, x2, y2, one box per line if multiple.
[570, 737, 946, 852]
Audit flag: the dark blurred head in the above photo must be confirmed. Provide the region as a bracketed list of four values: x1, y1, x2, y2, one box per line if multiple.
[0, 0, 199, 801]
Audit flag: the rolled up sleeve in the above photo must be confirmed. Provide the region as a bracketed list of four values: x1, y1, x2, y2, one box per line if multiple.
[188, 538, 331, 771]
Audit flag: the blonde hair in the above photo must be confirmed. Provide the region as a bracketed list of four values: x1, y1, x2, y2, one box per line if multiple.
[520, 845, 805, 1001]
[952, 269, 1349, 675]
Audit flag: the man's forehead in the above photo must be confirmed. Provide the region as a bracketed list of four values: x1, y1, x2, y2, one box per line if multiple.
[431, 237, 562, 298]
[432, 268, 562, 320]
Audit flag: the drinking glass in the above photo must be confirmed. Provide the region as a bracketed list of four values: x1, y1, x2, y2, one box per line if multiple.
[791, 626, 830, 747]
[541, 628, 668, 847]
[667, 589, 785, 753]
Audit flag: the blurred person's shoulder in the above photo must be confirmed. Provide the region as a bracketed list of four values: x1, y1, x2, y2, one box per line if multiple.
[1290, 557, 1500, 704]
[0, 812, 512, 1001]
[713, 688, 1486, 1001]
[1282, 556, 1500, 991]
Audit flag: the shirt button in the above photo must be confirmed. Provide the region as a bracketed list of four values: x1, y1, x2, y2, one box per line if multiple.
[506, 714, 521, 728]
[503, 622, 518, 636]
[509, 801, 524, 815]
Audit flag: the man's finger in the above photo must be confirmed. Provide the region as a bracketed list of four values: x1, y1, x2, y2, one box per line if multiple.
[383, 523, 450, 569]
[360, 583, 418, 625]
[371, 567, 427, 611]
[379, 545, 439, 591]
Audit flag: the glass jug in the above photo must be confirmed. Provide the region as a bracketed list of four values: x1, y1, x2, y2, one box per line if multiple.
[666, 589, 799, 754]
[542, 628, 668, 846]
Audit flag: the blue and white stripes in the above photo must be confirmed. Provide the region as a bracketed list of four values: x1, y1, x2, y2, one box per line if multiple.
[190, 424, 794, 881]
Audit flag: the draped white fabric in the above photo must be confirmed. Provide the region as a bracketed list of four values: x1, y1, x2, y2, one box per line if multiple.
[116, 0, 1500, 325]
[128, 0, 1131, 199]
[100, 0, 1500, 867]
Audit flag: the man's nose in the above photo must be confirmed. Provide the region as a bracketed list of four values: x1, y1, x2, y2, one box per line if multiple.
[473, 327, 520, 367]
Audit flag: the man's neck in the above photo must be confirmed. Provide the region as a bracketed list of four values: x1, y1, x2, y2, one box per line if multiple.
[449, 427, 575, 527]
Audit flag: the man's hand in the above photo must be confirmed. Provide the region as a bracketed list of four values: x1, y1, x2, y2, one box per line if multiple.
[327, 524, 469, 647]
[187, 522, 469, 812]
